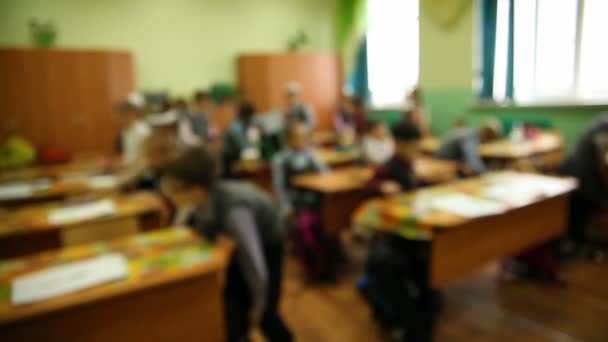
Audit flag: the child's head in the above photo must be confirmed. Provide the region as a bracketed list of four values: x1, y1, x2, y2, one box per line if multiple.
[478, 119, 502, 143]
[285, 82, 301, 106]
[116, 101, 139, 129]
[367, 120, 389, 139]
[391, 121, 422, 161]
[160, 147, 218, 208]
[238, 101, 256, 125]
[193, 90, 212, 111]
[142, 134, 177, 171]
[285, 121, 310, 151]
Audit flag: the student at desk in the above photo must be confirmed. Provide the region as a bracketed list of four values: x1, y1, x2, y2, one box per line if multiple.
[434, 119, 501, 176]
[361, 120, 395, 166]
[272, 122, 330, 279]
[284, 82, 316, 130]
[222, 102, 262, 178]
[365, 121, 422, 196]
[561, 114, 608, 254]
[160, 147, 293, 342]
[115, 100, 151, 165]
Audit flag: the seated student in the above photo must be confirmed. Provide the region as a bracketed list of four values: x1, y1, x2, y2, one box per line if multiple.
[272, 122, 330, 278]
[361, 120, 395, 166]
[336, 126, 359, 153]
[160, 147, 293, 342]
[365, 121, 422, 196]
[189, 90, 214, 141]
[561, 114, 608, 253]
[125, 133, 178, 191]
[115, 100, 151, 165]
[434, 119, 501, 176]
[403, 87, 430, 135]
[284, 82, 316, 130]
[334, 93, 366, 134]
[222, 101, 262, 177]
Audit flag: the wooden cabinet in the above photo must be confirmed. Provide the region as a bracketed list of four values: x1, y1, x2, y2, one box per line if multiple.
[0, 48, 134, 155]
[238, 53, 342, 131]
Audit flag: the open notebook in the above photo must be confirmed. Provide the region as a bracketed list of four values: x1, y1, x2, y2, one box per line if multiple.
[431, 193, 507, 218]
[11, 253, 128, 305]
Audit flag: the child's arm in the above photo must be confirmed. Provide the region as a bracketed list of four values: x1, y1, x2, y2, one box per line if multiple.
[227, 207, 269, 315]
[461, 137, 486, 174]
[271, 153, 294, 217]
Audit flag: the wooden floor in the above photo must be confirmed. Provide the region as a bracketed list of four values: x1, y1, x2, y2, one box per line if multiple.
[255, 241, 608, 341]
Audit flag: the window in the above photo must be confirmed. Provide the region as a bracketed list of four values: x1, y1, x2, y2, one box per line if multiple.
[367, 0, 419, 108]
[492, 0, 608, 104]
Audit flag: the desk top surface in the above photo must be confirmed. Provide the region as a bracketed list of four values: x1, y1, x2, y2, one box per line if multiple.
[352, 171, 576, 240]
[478, 132, 564, 159]
[292, 157, 459, 193]
[0, 157, 120, 184]
[0, 227, 233, 324]
[0, 192, 164, 239]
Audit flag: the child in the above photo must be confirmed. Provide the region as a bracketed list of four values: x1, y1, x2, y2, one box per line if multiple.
[434, 119, 501, 176]
[129, 133, 178, 191]
[272, 122, 330, 279]
[365, 121, 422, 196]
[222, 101, 262, 177]
[561, 114, 608, 252]
[115, 100, 151, 165]
[361, 121, 395, 166]
[189, 90, 213, 141]
[403, 87, 429, 135]
[284, 82, 316, 130]
[160, 147, 293, 342]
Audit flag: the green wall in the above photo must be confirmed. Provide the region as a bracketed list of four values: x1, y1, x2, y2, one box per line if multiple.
[0, 0, 337, 95]
[415, 0, 603, 150]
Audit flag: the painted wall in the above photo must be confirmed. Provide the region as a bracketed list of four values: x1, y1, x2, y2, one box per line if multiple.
[0, 0, 337, 95]
[416, 0, 604, 150]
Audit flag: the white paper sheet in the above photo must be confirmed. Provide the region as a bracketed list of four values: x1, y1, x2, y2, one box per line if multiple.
[48, 200, 117, 225]
[87, 175, 118, 190]
[0, 179, 51, 200]
[431, 193, 507, 218]
[12, 253, 128, 305]
[484, 176, 570, 206]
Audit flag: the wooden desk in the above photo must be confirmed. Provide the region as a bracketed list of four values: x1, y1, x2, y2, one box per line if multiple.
[292, 157, 458, 235]
[232, 147, 362, 194]
[0, 228, 233, 342]
[312, 130, 338, 147]
[353, 171, 577, 288]
[0, 157, 120, 184]
[420, 136, 441, 155]
[0, 192, 165, 259]
[479, 131, 565, 170]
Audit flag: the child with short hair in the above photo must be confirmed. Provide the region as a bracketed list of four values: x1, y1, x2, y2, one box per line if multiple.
[115, 100, 151, 165]
[272, 121, 330, 279]
[365, 121, 422, 196]
[222, 101, 262, 177]
[160, 147, 293, 342]
[361, 120, 395, 166]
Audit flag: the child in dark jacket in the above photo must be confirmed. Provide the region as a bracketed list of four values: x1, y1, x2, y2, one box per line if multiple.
[365, 121, 422, 197]
[160, 147, 293, 342]
[272, 122, 330, 279]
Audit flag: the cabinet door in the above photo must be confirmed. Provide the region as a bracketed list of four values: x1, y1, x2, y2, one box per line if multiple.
[0, 49, 49, 146]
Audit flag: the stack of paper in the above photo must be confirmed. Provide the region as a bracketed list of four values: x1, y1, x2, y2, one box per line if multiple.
[87, 175, 118, 190]
[48, 200, 117, 225]
[12, 253, 128, 305]
[431, 193, 507, 218]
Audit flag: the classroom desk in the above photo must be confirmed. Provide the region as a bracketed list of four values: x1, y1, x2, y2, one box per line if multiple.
[353, 171, 577, 288]
[312, 130, 338, 147]
[0, 228, 233, 342]
[292, 157, 459, 235]
[0, 192, 165, 259]
[0, 157, 120, 184]
[232, 147, 362, 194]
[420, 135, 441, 155]
[479, 131, 565, 170]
